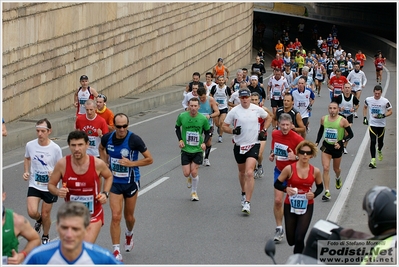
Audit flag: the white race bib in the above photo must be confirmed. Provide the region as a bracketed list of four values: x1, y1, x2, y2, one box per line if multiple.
[70, 195, 94, 214]
[289, 193, 308, 215]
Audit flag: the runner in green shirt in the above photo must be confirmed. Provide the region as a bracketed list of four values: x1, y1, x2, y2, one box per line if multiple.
[175, 97, 211, 201]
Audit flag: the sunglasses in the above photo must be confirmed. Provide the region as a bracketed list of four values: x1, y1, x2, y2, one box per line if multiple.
[240, 96, 250, 99]
[298, 149, 312, 155]
[115, 124, 128, 129]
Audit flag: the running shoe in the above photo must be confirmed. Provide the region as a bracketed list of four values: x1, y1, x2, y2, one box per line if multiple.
[335, 177, 342, 190]
[273, 228, 284, 242]
[41, 235, 50, 245]
[318, 93, 320, 97]
[369, 158, 376, 169]
[354, 112, 358, 118]
[125, 233, 134, 252]
[204, 158, 210, 166]
[241, 194, 246, 207]
[242, 201, 250, 214]
[343, 147, 348, 154]
[218, 136, 223, 143]
[377, 150, 383, 161]
[113, 250, 123, 262]
[322, 191, 331, 201]
[257, 166, 264, 177]
[191, 192, 199, 201]
[34, 221, 42, 233]
[186, 176, 192, 188]
[253, 168, 258, 179]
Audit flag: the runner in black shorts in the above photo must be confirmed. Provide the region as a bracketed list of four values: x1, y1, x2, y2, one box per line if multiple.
[233, 143, 260, 164]
[111, 182, 140, 198]
[27, 187, 58, 204]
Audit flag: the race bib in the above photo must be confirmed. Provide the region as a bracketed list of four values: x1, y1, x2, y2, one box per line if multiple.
[70, 195, 94, 214]
[334, 88, 342, 97]
[240, 144, 254, 154]
[354, 79, 360, 86]
[274, 143, 289, 160]
[273, 88, 281, 99]
[371, 107, 382, 116]
[216, 97, 226, 105]
[325, 128, 338, 143]
[316, 73, 323, 79]
[343, 108, 351, 115]
[110, 157, 129, 178]
[289, 193, 308, 215]
[88, 136, 96, 147]
[186, 131, 200, 146]
[34, 171, 49, 185]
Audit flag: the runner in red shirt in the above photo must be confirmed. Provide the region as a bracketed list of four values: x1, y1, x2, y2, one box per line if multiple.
[48, 130, 113, 243]
[374, 54, 386, 84]
[328, 69, 348, 101]
[271, 54, 285, 71]
[355, 50, 367, 70]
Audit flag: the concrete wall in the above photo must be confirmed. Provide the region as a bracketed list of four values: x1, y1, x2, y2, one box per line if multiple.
[2, 2, 254, 122]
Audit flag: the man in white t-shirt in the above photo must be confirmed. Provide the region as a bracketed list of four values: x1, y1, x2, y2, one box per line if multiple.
[222, 88, 269, 215]
[363, 85, 393, 168]
[23, 118, 63, 245]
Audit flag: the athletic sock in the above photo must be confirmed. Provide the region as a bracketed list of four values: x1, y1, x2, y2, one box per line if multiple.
[113, 244, 120, 252]
[205, 145, 212, 159]
[191, 175, 199, 192]
[125, 229, 133, 236]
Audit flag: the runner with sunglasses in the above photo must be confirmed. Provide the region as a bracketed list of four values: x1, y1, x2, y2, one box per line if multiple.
[99, 113, 153, 262]
[274, 140, 322, 254]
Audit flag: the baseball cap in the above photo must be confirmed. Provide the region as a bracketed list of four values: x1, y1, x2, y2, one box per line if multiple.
[80, 75, 89, 81]
[238, 88, 251, 97]
[217, 58, 223, 62]
[348, 53, 352, 56]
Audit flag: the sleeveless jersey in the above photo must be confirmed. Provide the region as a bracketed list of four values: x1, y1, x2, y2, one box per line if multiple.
[2, 209, 19, 257]
[231, 78, 241, 92]
[198, 96, 213, 126]
[323, 116, 345, 145]
[105, 131, 142, 184]
[268, 76, 289, 100]
[283, 70, 294, 86]
[211, 85, 229, 110]
[339, 94, 355, 117]
[276, 107, 298, 128]
[215, 65, 226, 77]
[63, 155, 102, 218]
[23, 240, 121, 264]
[315, 66, 324, 80]
[284, 163, 315, 205]
[77, 87, 94, 115]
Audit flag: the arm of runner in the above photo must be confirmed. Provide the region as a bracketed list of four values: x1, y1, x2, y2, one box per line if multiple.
[48, 158, 68, 198]
[315, 118, 325, 145]
[294, 113, 306, 134]
[23, 157, 31, 181]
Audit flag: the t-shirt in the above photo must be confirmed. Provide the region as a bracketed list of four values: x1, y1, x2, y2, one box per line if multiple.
[23, 240, 121, 264]
[175, 112, 210, 153]
[25, 139, 63, 191]
[224, 104, 268, 146]
[365, 96, 392, 127]
[75, 114, 109, 157]
[271, 129, 304, 171]
[96, 107, 115, 129]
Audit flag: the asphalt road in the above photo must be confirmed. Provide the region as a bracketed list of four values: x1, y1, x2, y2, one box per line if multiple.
[3, 50, 396, 264]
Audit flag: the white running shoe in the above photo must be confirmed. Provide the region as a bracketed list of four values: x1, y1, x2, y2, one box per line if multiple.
[125, 233, 134, 252]
[191, 192, 199, 201]
[241, 194, 246, 207]
[242, 201, 250, 214]
[218, 136, 223, 143]
[113, 250, 123, 262]
[204, 158, 210, 166]
[273, 228, 284, 242]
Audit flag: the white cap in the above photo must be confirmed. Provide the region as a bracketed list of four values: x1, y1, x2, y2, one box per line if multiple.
[348, 53, 352, 56]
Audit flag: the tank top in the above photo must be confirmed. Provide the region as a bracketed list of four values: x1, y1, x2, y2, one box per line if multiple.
[215, 65, 226, 77]
[339, 94, 354, 117]
[323, 116, 345, 145]
[106, 131, 140, 184]
[77, 87, 93, 115]
[198, 96, 213, 125]
[212, 85, 229, 110]
[232, 78, 241, 92]
[284, 163, 315, 205]
[2, 209, 19, 257]
[63, 155, 102, 218]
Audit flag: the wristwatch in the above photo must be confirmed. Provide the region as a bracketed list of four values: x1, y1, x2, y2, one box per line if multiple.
[102, 191, 109, 198]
